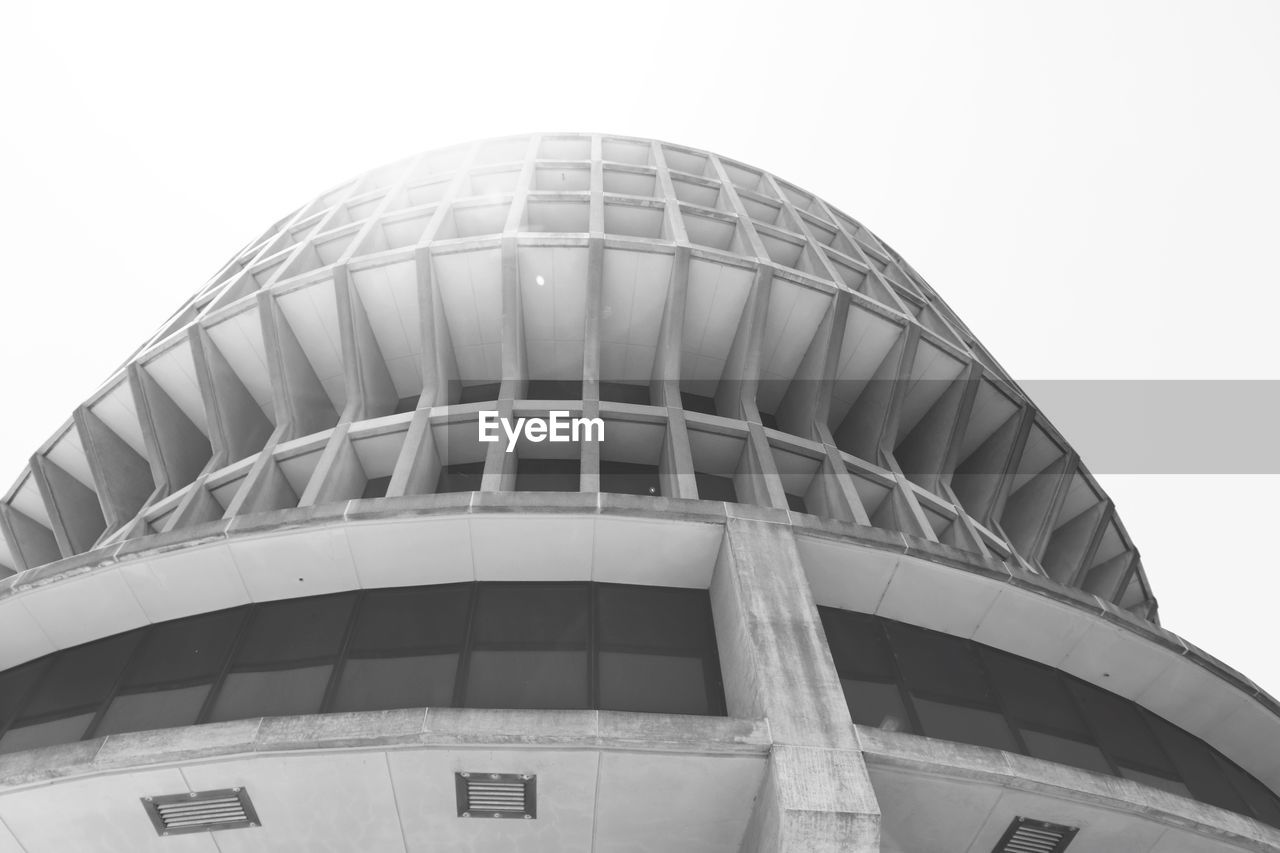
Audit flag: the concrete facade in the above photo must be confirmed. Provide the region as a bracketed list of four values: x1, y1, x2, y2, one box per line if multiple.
[0, 135, 1275, 851]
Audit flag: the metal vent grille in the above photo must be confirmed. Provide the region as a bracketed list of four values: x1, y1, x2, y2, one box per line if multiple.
[456, 772, 537, 819]
[993, 817, 1078, 853]
[142, 787, 259, 836]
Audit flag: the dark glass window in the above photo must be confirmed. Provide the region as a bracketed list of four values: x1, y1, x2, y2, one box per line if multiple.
[885, 622, 994, 706]
[841, 680, 913, 732]
[979, 648, 1090, 738]
[0, 583, 724, 753]
[436, 461, 485, 493]
[1, 632, 141, 753]
[1068, 680, 1178, 780]
[1145, 712, 1247, 814]
[0, 660, 48, 732]
[458, 382, 501, 404]
[819, 610, 912, 732]
[514, 458, 580, 492]
[93, 608, 245, 738]
[595, 584, 723, 715]
[525, 380, 583, 400]
[695, 472, 737, 502]
[331, 585, 471, 712]
[785, 493, 807, 513]
[1220, 757, 1280, 827]
[464, 584, 590, 710]
[206, 594, 356, 723]
[599, 382, 650, 405]
[681, 392, 718, 416]
[362, 475, 392, 499]
[394, 396, 418, 414]
[911, 699, 1019, 752]
[821, 609, 895, 680]
[818, 608, 1280, 828]
[600, 461, 660, 496]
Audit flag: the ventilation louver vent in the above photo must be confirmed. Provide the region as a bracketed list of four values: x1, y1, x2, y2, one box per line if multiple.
[455, 772, 537, 819]
[142, 787, 259, 836]
[993, 817, 1078, 853]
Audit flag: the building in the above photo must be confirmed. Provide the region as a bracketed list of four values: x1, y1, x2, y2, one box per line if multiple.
[0, 134, 1275, 852]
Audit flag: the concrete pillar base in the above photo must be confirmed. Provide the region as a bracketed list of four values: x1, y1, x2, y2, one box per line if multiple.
[741, 745, 880, 852]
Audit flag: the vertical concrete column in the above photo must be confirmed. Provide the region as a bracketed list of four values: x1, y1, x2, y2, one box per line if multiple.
[711, 517, 879, 851]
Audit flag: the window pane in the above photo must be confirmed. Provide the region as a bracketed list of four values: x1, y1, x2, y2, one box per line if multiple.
[121, 608, 243, 688]
[596, 585, 709, 651]
[599, 382, 649, 405]
[1021, 729, 1112, 775]
[0, 660, 48, 730]
[600, 461, 659, 496]
[598, 652, 709, 714]
[95, 685, 211, 737]
[1144, 713, 1248, 814]
[1219, 759, 1280, 828]
[361, 476, 392, 499]
[437, 462, 485, 494]
[0, 713, 95, 754]
[841, 679, 912, 732]
[19, 632, 141, 719]
[1068, 680, 1176, 776]
[913, 698, 1020, 752]
[458, 383, 500, 404]
[682, 393, 717, 416]
[820, 609, 897, 680]
[348, 586, 471, 654]
[1119, 766, 1193, 799]
[207, 666, 333, 722]
[525, 380, 583, 400]
[331, 655, 458, 712]
[979, 647, 1092, 739]
[464, 650, 588, 709]
[695, 472, 736, 502]
[515, 458, 580, 492]
[232, 595, 355, 666]
[472, 584, 589, 646]
[885, 622, 993, 705]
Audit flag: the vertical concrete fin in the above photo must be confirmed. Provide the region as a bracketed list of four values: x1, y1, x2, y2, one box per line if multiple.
[191, 326, 274, 464]
[0, 500, 60, 570]
[261, 292, 339, 438]
[390, 409, 440, 497]
[132, 363, 213, 492]
[74, 405, 155, 534]
[29, 454, 106, 556]
[336, 266, 397, 423]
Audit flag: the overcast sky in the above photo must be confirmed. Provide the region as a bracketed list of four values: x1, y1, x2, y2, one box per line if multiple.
[1, 1, 1277, 693]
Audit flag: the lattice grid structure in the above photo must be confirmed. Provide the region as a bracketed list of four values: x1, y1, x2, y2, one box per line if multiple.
[0, 133, 1155, 621]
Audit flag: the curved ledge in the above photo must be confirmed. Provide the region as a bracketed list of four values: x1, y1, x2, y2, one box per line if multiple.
[0, 498, 1275, 797]
[856, 725, 1280, 852]
[0, 709, 771, 792]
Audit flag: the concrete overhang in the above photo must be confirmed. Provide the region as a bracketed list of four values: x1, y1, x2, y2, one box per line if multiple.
[0, 495, 1277, 796]
[0, 709, 769, 852]
[857, 725, 1280, 852]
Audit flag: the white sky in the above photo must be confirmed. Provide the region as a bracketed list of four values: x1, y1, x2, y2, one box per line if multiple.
[1, 1, 1277, 693]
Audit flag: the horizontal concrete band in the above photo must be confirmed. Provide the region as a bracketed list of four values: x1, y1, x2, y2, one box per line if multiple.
[2, 706, 1275, 852]
[856, 725, 1280, 852]
[0, 708, 771, 791]
[0, 500, 1276, 792]
[0, 709, 774, 853]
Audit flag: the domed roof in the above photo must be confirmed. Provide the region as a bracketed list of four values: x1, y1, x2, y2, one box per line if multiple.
[0, 133, 1155, 621]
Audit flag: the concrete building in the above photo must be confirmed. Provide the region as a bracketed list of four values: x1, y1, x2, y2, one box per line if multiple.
[0, 134, 1276, 852]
